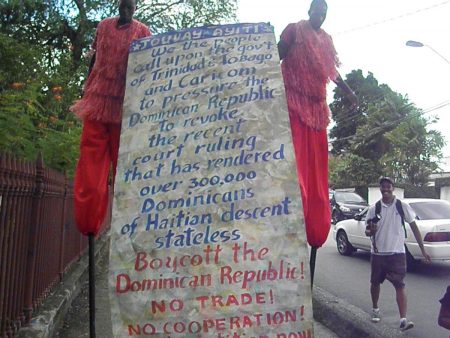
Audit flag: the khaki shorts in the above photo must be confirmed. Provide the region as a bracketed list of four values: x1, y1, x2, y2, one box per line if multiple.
[370, 253, 406, 288]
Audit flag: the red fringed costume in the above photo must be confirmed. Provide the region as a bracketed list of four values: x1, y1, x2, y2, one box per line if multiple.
[281, 20, 340, 247]
[71, 17, 151, 236]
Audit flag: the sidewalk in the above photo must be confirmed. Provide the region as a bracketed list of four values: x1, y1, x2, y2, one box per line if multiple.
[16, 234, 408, 338]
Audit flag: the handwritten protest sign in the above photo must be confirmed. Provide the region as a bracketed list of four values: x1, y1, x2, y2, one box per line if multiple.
[109, 23, 313, 338]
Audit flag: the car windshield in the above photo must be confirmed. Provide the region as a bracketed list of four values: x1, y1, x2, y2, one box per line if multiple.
[409, 201, 450, 220]
[335, 192, 365, 203]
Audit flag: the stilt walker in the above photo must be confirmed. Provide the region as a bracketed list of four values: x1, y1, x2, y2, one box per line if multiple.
[278, 0, 358, 286]
[70, 1, 151, 336]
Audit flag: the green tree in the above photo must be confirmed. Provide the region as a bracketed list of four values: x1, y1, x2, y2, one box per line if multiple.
[329, 154, 379, 188]
[0, 0, 237, 175]
[382, 115, 444, 186]
[329, 70, 385, 155]
[0, 32, 81, 175]
[139, 0, 237, 34]
[329, 70, 444, 186]
[0, 0, 237, 69]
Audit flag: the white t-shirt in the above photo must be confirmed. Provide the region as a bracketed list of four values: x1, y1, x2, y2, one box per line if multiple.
[366, 197, 416, 255]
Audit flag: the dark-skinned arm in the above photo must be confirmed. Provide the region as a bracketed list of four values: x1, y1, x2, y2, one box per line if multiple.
[88, 52, 96, 76]
[278, 40, 289, 60]
[80, 51, 95, 96]
[409, 221, 431, 262]
[333, 74, 358, 109]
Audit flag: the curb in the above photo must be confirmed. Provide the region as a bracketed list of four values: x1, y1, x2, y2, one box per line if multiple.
[313, 286, 412, 338]
[15, 234, 109, 338]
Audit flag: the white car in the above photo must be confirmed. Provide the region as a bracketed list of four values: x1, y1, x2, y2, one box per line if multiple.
[332, 198, 450, 268]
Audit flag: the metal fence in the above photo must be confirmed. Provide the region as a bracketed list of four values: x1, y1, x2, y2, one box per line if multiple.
[0, 153, 110, 338]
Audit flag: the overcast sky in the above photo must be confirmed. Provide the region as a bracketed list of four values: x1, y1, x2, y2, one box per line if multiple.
[238, 0, 450, 163]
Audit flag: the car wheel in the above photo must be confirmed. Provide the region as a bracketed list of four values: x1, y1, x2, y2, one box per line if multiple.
[405, 247, 419, 272]
[336, 230, 354, 256]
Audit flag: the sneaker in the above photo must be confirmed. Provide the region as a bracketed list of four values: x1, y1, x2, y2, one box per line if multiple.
[371, 308, 380, 323]
[400, 318, 414, 331]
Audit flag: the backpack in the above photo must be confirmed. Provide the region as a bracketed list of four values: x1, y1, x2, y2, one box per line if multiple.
[375, 199, 407, 238]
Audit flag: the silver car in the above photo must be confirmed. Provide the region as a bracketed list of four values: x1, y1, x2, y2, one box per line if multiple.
[332, 198, 450, 268]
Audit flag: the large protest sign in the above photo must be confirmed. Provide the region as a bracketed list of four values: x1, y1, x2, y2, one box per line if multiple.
[109, 23, 313, 337]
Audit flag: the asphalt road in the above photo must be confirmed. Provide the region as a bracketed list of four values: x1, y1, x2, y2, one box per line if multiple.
[314, 231, 450, 338]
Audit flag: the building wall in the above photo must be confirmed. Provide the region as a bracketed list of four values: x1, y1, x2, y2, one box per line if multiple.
[441, 186, 450, 202]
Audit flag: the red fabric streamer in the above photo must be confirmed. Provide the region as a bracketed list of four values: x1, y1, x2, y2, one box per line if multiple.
[281, 20, 339, 131]
[74, 120, 121, 236]
[289, 113, 331, 247]
[71, 17, 151, 124]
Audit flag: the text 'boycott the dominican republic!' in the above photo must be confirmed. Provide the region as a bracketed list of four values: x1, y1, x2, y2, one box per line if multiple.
[109, 23, 314, 338]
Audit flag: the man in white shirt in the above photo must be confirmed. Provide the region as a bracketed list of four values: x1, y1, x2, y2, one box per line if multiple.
[365, 177, 431, 331]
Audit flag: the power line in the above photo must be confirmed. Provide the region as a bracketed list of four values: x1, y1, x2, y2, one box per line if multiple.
[330, 94, 450, 129]
[423, 100, 450, 114]
[328, 99, 450, 145]
[330, 91, 390, 126]
[329, 92, 400, 127]
[335, 0, 450, 36]
[328, 104, 449, 145]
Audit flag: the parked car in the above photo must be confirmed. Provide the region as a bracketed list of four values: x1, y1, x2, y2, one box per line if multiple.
[332, 198, 450, 269]
[330, 190, 368, 224]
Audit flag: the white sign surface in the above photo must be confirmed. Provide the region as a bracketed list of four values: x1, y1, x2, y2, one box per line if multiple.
[109, 23, 313, 338]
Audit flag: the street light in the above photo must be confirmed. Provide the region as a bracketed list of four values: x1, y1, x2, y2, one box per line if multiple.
[406, 40, 450, 65]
